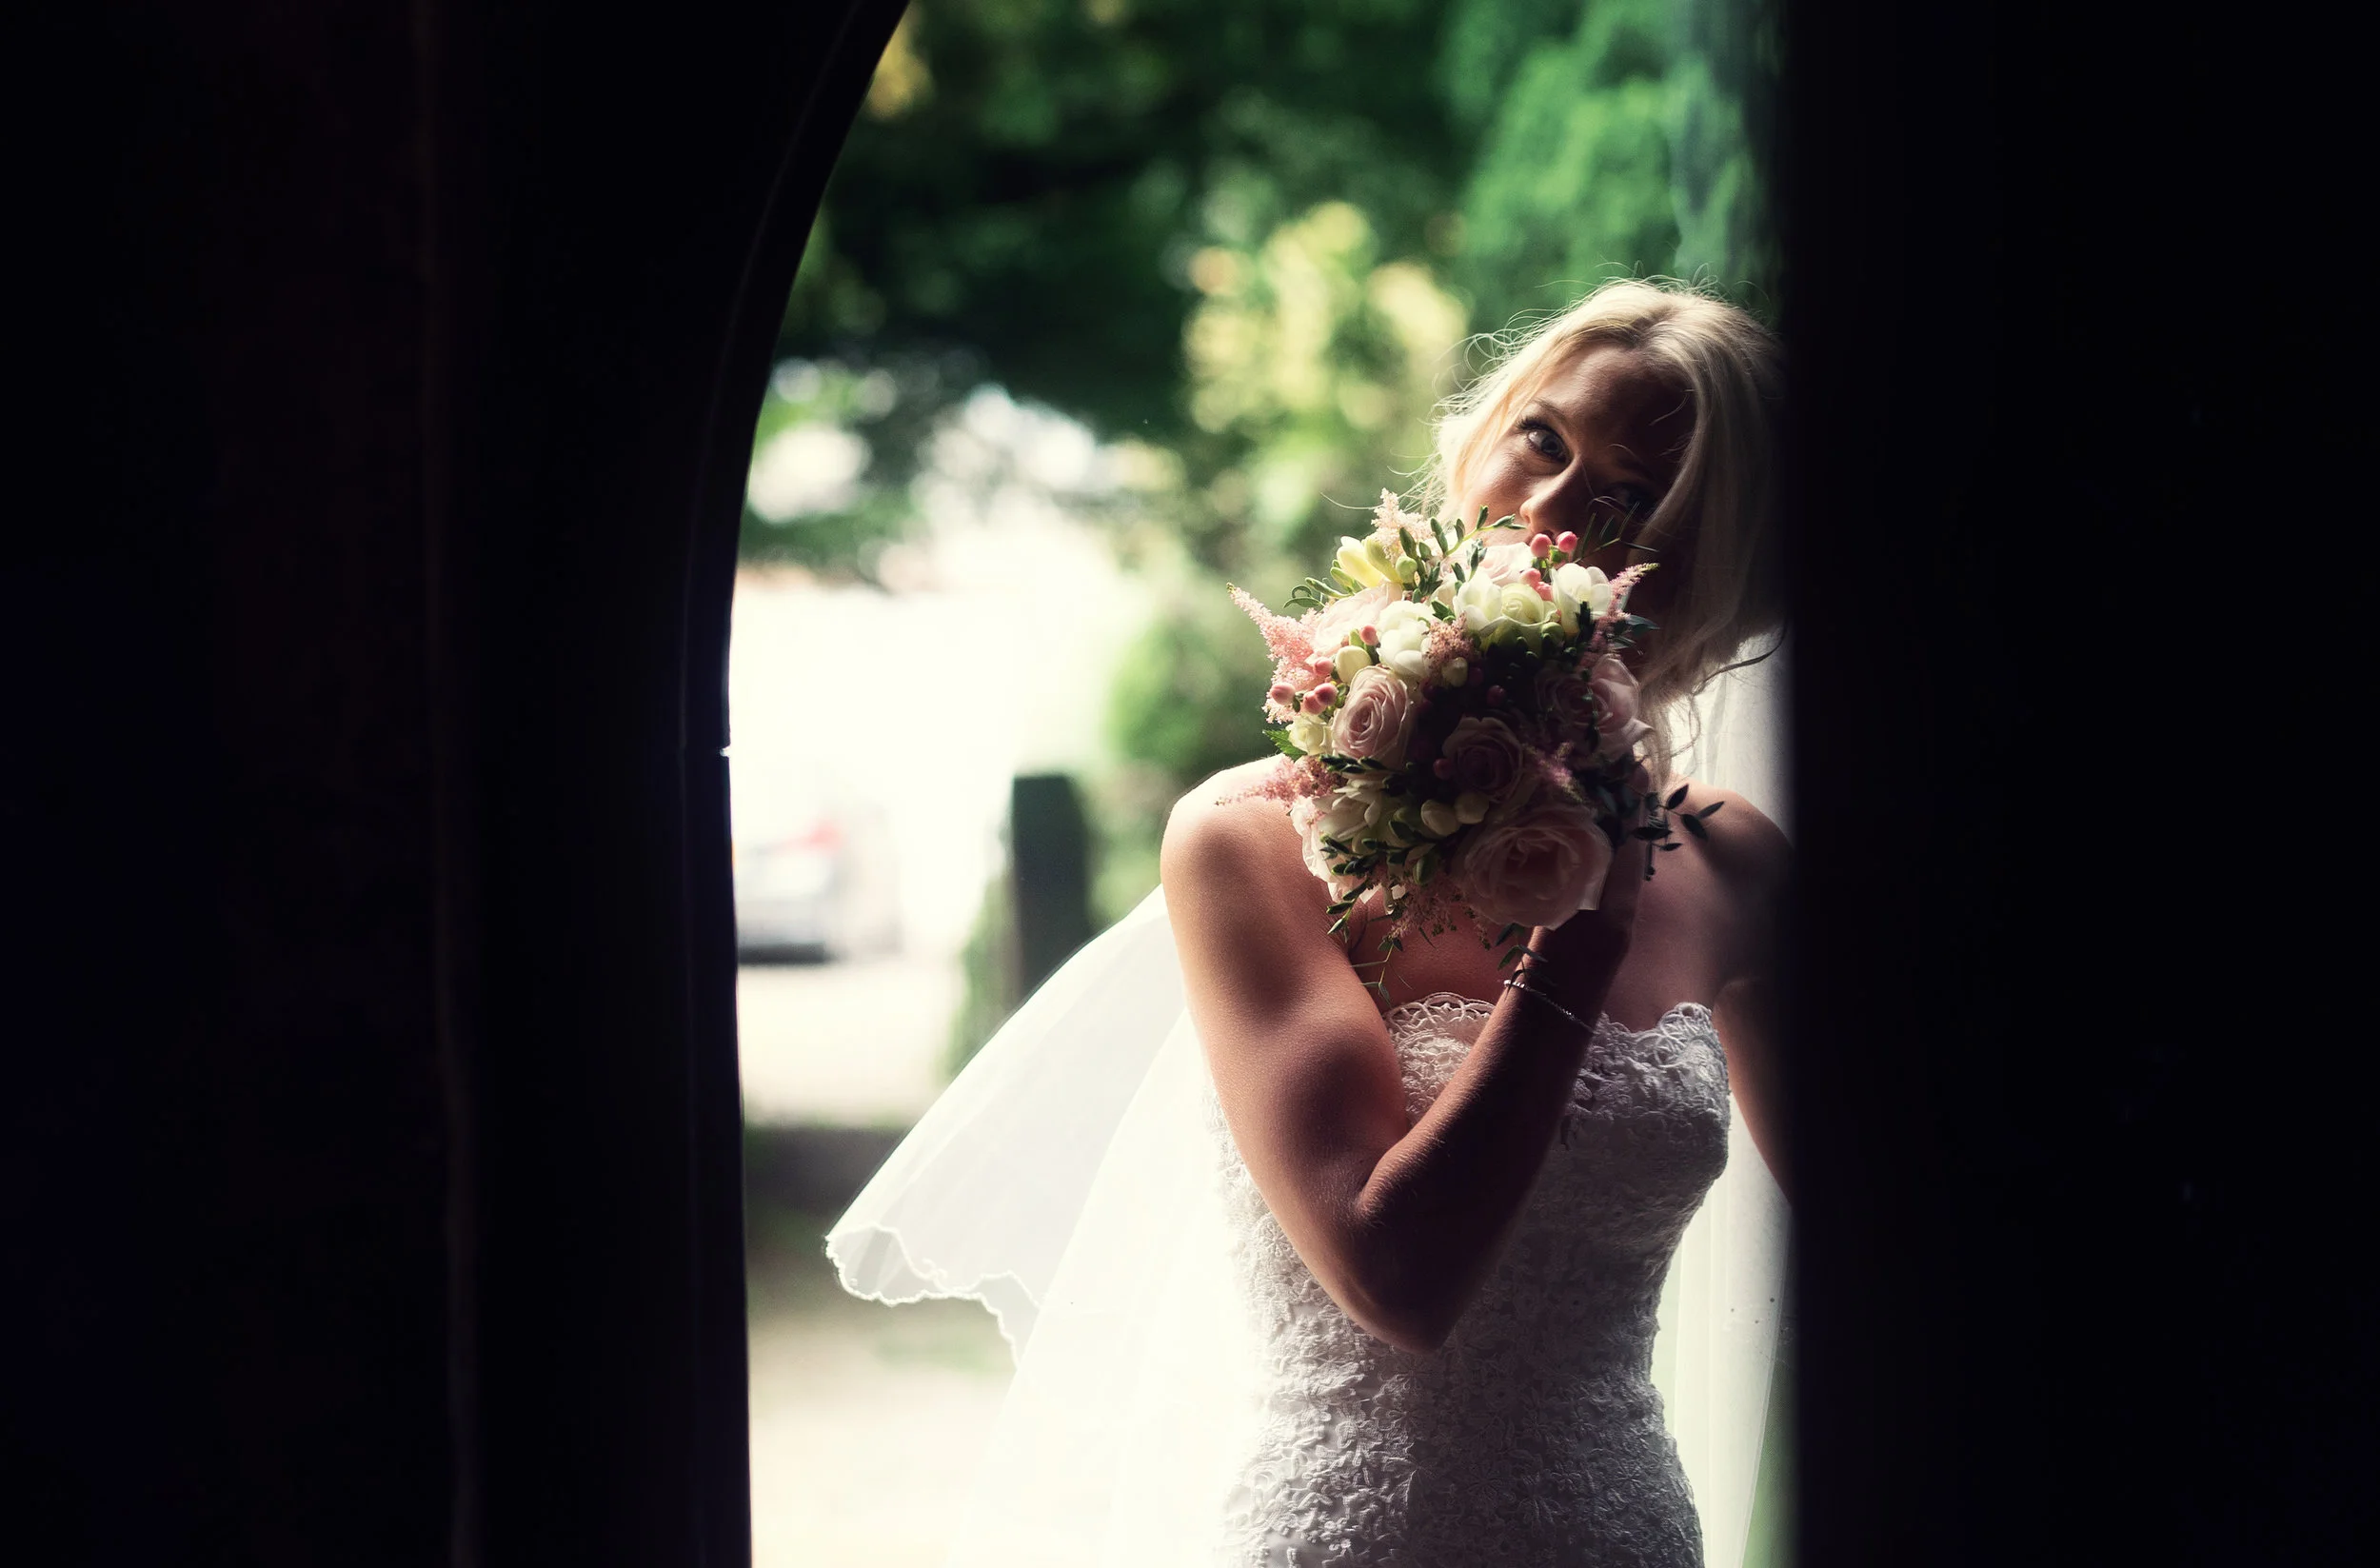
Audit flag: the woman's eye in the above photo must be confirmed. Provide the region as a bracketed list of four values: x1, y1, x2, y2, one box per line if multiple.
[1519, 421, 1565, 460]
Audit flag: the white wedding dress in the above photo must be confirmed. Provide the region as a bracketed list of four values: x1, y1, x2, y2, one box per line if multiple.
[829, 650, 1791, 1567]
[1208, 995, 1729, 1565]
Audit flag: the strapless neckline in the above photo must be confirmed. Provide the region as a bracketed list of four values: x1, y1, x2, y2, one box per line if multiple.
[1382, 988, 1713, 1041]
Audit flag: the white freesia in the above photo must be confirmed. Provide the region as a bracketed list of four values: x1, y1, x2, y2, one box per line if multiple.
[1454, 576, 1513, 644]
[1418, 799, 1460, 837]
[1551, 562, 1614, 634]
[1334, 534, 1397, 588]
[1375, 600, 1435, 682]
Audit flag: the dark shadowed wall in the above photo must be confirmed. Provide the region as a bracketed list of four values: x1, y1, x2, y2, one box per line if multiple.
[1782, 3, 2370, 1560]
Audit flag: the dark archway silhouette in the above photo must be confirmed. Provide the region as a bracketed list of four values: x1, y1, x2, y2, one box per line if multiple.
[10, 2, 2368, 1565]
[13, 2, 902, 1562]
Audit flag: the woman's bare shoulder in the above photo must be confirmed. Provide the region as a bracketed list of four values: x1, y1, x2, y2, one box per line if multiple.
[1668, 778, 1791, 901]
[1160, 763, 1361, 1021]
[1160, 761, 1307, 893]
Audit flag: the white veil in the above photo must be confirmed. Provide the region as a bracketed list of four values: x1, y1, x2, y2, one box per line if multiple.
[828, 648, 1793, 1566]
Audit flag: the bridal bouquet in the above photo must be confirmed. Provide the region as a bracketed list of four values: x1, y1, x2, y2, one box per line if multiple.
[1232, 494, 1715, 960]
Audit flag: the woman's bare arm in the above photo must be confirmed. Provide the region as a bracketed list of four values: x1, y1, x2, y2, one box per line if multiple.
[1162, 780, 1644, 1352]
[1696, 788, 1793, 1198]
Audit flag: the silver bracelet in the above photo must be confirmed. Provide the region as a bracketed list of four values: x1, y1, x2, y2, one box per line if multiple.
[1502, 975, 1593, 1034]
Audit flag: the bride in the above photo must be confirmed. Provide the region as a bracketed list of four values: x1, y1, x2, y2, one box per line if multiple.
[830, 279, 1790, 1566]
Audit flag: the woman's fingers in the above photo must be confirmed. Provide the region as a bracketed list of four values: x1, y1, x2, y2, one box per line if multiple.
[1597, 804, 1650, 925]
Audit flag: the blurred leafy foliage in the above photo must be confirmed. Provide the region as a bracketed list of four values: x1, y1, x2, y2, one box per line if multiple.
[750, 0, 1778, 1042]
[747, 0, 1775, 584]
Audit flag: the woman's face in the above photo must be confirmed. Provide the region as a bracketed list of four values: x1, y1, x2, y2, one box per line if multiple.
[1457, 343, 1694, 624]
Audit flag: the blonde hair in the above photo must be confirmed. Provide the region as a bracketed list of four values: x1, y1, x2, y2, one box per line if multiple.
[1426, 279, 1783, 782]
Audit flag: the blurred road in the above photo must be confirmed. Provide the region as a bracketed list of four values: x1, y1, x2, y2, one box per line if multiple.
[747, 1205, 1010, 1568]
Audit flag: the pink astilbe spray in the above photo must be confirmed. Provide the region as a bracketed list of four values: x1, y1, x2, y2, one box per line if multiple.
[1231, 585, 1314, 669]
[1584, 562, 1656, 657]
[1598, 564, 1656, 626]
[1526, 744, 1582, 799]
[1233, 585, 1324, 723]
[1220, 752, 1327, 810]
[1368, 489, 1428, 546]
[1424, 621, 1480, 675]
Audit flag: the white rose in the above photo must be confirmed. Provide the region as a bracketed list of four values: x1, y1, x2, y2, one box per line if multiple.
[1288, 713, 1332, 755]
[1499, 582, 1553, 627]
[1450, 790, 1615, 928]
[1332, 643, 1372, 684]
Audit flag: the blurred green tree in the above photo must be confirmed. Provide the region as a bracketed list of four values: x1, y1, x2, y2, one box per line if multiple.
[744, 0, 1776, 585]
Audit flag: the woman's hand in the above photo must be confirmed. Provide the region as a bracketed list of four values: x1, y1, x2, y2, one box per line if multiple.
[1524, 769, 1652, 1015]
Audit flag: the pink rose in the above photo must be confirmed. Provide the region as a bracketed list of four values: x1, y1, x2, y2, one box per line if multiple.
[1451, 789, 1616, 927]
[1329, 665, 1418, 765]
[1440, 715, 1525, 800]
[1309, 584, 1398, 659]
[1474, 540, 1537, 586]
[1533, 665, 1599, 743]
[1589, 655, 1654, 760]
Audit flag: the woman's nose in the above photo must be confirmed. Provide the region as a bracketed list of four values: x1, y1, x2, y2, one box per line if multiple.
[1518, 466, 1594, 535]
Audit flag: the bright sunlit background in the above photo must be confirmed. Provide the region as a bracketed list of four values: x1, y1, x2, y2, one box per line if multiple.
[732, 2, 1777, 1562]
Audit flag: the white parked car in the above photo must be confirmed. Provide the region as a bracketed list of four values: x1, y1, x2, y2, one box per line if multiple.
[729, 752, 900, 962]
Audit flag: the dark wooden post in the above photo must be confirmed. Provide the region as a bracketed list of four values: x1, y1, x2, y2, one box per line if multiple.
[1008, 773, 1095, 1002]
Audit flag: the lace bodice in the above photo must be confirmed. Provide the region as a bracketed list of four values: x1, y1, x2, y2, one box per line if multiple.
[1203, 994, 1731, 1566]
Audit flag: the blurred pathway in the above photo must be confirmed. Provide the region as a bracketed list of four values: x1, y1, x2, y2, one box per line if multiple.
[738, 955, 961, 1127]
[741, 953, 1010, 1568]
